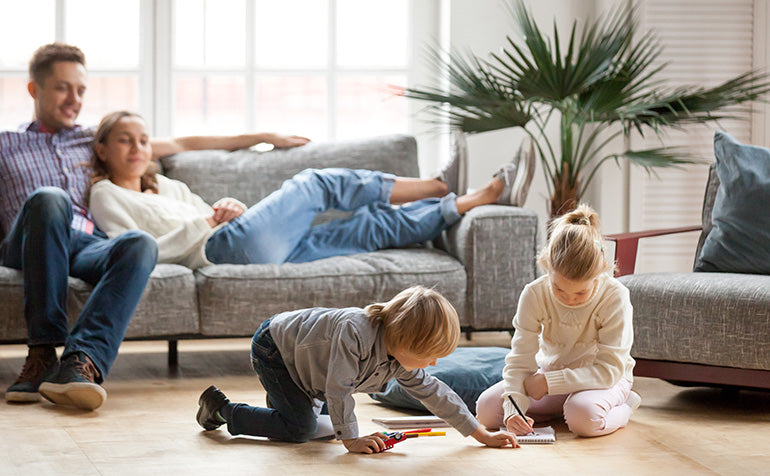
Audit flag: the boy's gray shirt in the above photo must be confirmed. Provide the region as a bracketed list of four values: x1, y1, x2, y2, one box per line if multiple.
[269, 307, 479, 440]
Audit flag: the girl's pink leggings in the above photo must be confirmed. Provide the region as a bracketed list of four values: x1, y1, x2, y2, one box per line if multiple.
[476, 377, 633, 437]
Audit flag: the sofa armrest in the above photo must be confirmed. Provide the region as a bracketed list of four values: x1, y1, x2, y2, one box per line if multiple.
[436, 205, 539, 330]
[605, 225, 701, 277]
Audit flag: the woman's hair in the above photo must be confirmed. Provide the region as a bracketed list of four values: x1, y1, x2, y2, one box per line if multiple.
[88, 111, 158, 196]
[537, 203, 613, 280]
[29, 43, 85, 85]
[365, 286, 460, 359]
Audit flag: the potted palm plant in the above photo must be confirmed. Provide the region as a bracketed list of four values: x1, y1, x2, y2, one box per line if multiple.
[402, 1, 770, 216]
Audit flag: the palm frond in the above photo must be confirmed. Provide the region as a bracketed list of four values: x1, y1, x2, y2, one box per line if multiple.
[623, 71, 770, 129]
[623, 147, 701, 170]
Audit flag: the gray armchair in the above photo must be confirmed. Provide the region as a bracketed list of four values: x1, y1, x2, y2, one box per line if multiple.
[606, 164, 770, 389]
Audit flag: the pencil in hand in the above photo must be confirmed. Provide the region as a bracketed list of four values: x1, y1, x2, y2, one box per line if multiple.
[508, 395, 534, 435]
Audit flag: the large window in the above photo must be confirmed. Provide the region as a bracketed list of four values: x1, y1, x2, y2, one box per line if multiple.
[0, 0, 419, 143]
[0, 0, 145, 130]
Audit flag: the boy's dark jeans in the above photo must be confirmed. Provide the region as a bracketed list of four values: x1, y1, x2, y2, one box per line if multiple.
[224, 318, 319, 442]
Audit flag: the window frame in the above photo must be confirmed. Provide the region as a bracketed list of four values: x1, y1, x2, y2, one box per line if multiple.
[156, 0, 433, 141]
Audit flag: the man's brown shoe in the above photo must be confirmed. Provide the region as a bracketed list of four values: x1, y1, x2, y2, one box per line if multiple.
[5, 345, 58, 403]
[39, 351, 106, 411]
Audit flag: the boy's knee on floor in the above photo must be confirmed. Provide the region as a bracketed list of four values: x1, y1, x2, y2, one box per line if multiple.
[283, 421, 318, 443]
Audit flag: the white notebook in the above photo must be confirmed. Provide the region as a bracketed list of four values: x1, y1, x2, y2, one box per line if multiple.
[503, 425, 556, 444]
[372, 415, 452, 430]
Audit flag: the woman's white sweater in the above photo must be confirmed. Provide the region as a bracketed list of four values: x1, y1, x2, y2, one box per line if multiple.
[89, 175, 227, 269]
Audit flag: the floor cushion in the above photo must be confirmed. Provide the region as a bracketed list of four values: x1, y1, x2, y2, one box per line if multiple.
[369, 346, 509, 414]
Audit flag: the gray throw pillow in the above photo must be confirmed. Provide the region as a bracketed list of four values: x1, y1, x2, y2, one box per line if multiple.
[695, 131, 770, 274]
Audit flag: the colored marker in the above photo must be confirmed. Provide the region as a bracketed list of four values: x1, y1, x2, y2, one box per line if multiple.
[405, 431, 446, 438]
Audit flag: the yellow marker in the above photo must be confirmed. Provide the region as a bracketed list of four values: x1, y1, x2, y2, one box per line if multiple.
[406, 431, 446, 437]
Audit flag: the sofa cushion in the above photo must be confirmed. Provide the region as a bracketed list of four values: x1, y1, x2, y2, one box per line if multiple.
[67, 264, 200, 339]
[369, 346, 508, 414]
[695, 131, 770, 274]
[0, 264, 198, 341]
[195, 248, 466, 336]
[618, 272, 770, 370]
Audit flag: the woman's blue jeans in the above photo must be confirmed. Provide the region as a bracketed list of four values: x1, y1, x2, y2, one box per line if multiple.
[223, 319, 320, 442]
[0, 187, 158, 379]
[204, 168, 460, 265]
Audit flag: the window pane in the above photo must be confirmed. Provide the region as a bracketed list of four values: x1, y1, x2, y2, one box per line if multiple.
[254, 0, 328, 68]
[255, 76, 327, 141]
[337, 0, 408, 68]
[0, 77, 34, 130]
[174, 75, 246, 135]
[0, 1, 55, 68]
[78, 76, 139, 127]
[66, 0, 140, 68]
[336, 74, 407, 140]
[174, 0, 246, 68]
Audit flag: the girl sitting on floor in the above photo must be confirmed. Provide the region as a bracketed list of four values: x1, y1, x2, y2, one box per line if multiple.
[476, 204, 640, 437]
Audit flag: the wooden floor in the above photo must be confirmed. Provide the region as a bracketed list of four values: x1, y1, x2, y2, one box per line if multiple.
[1, 334, 768, 475]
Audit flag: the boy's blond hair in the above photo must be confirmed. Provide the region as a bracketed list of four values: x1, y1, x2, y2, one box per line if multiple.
[538, 204, 613, 280]
[365, 286, 460, 359]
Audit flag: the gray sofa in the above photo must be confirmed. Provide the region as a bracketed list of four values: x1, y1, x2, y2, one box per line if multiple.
[607, 164, 770, 390]
[0, 134, 539, 364]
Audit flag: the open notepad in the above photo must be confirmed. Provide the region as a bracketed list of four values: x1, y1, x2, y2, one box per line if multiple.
[372, 415, 452, 430]
[502, 425, 556, 444]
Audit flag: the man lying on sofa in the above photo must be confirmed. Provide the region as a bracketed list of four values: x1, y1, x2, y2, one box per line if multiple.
[0, 42, 309, 411]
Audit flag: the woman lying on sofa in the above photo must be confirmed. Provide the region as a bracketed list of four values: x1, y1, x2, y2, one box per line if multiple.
[87, 110, 522, 269]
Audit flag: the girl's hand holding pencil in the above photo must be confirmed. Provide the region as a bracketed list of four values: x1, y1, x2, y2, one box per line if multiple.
[506, 414, 536, 436]
[506, 394, 535, 436]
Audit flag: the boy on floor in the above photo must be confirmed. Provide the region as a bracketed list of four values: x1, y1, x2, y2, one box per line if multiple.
[196, 286, 519, 453]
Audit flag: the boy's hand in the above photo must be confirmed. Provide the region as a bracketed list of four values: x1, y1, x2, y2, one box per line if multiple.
[343, 432, 388, 454]
[471, 426, 519, 448]
[524, 373, 548, 400]
[505, 414, 535, 436]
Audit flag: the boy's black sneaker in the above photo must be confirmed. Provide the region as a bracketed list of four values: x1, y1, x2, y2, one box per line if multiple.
[197, 385, 230, 431]
[39, 351, 106, 411]
[5, 345, 59, 403]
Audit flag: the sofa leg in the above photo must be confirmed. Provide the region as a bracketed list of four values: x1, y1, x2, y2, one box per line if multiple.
[465, 330, 473, 340]
[168, 340, 179, 370]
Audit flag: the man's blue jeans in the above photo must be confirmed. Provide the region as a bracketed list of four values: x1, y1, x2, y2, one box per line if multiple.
[223, 318, 320, 442]
[0, 187, 158, 380]
[204, 168, 461, 265]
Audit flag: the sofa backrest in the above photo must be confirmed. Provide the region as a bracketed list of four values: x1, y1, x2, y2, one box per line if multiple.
[160, 134, 419, 209]
[694, 163, 719, 269]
